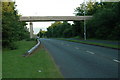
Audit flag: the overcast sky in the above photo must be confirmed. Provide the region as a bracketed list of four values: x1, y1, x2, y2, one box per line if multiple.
[2, 0, 118, 34]
[14, 0, 85, 34]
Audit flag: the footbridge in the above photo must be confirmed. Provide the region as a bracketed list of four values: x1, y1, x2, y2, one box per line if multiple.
[20, 16, 92, 38]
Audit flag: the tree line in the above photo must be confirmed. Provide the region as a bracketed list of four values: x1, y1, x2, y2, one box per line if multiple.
[38, 1, 120, 40]
[2, 1, 30, 49]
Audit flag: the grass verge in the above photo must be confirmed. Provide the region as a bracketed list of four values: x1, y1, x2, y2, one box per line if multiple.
[0, 52, 2, 79]
[58, 38, 119, 49]
[3, 40, 63, 78]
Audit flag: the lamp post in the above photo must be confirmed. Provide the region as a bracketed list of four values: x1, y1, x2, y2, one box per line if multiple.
[84, 0, 87, 40]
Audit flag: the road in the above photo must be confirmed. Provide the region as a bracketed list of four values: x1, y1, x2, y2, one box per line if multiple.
[39, 38, 119, 78]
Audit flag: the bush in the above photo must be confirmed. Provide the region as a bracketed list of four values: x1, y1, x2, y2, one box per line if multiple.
[26, 38, 36, 41]
[2, 40, 18, 50]
[9, 42, 18, 50]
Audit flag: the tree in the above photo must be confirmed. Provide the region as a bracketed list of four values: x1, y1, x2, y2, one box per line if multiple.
[46, 21, 73, 38]
[87, 2, 120, 40]
[74, 1, 120, 40]
[72, 22, 83, 39]
[37, 29, 46, 38]
[73, 1, 100, 39]
[2, 1, 29, 49]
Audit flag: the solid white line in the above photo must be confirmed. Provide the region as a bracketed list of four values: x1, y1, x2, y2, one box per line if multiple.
[86, 50, 95, 54]
[113, 59, 120, 63]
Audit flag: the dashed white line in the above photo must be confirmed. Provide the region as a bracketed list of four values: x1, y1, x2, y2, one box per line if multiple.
[113, 59, 120, 63]
[75, 47, 79, 49]
[86, 50, 95, 54]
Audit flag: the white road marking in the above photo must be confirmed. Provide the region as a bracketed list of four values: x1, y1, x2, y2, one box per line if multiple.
[86, 50, 95, 54]
[75, 47, 79, 49]
[113, 59, 120, 63]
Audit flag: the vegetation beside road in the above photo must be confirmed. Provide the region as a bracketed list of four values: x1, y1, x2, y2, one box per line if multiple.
[3, 40, 63, 78]
[58, 38, 119, 49]
[0, 53, 2, 79]
[38, 2, 120, 41]
[2, 1, 30, 49]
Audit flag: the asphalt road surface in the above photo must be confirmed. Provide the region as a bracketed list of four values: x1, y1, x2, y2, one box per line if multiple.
[39, 38, 119, 78]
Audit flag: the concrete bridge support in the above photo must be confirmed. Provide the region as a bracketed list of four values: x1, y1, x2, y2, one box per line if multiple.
[30, 22, 33, 38]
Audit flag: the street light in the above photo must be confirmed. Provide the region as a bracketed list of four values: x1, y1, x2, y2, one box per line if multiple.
[84, 0, 87, 40]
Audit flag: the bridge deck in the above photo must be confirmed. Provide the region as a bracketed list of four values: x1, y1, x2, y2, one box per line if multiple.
[20, 16, 92, 22]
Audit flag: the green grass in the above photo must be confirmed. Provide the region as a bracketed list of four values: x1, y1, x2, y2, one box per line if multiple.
[0, 38, 2, 79]
[0, 52, 2, 79]
[87, 38, 120, 42]
[58, 38, 119, 49]
[3, 40, 63, 78]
